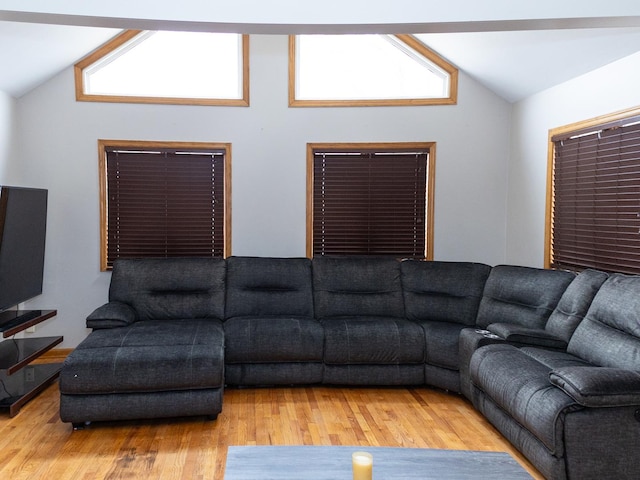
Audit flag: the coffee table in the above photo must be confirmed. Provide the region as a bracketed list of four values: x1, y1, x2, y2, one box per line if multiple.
[224, 446, 533, 479]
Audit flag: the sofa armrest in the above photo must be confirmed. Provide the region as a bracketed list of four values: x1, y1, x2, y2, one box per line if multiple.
[550, 366, 640, 407]
[487, 323, 567, 349]
[86, 302, 137, 329]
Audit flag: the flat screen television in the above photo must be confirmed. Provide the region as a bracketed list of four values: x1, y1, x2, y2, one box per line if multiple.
[0, 186, 48, 314]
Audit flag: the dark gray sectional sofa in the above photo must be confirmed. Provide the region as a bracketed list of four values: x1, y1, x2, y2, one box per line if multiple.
[59, 256, 640, 480]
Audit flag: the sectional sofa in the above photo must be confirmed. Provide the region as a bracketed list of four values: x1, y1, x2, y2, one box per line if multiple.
[59, 256, 640, 480]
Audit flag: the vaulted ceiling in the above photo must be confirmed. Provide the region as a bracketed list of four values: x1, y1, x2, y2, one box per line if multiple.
[2, 3, 640, 102]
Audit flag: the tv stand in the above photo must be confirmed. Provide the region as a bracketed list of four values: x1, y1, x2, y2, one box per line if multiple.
[0, 310, 61, 416]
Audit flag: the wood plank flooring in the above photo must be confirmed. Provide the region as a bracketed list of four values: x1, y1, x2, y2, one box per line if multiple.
[0, 380, 544, 480]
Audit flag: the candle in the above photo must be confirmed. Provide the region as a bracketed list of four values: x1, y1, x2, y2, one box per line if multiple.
[352, 451, 373, 480]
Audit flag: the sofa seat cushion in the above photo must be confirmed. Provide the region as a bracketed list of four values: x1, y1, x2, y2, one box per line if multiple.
[321, 317, 425, 364]
[419, 320, 467, 370]
[60, 319, 224, 395]
[224, 316, 324, 363]
[470, 344, 581, 455]
[518, 347, 591, 370]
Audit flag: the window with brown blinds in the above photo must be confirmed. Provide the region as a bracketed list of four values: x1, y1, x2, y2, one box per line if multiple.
[101, 143, 228, 270]
[550, 115, 640, 274]
[309, 146, 432, 258]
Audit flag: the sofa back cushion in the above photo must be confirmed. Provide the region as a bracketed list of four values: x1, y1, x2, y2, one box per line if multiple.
[568, 273, 640, 370]
[475, 265, 575, 329]
[225, 256, 313, 318]
[400, 260, 491, 325]
[109, 257, 226, 321]
[313, 256, 404, 318]
[545, 269, 608, 342]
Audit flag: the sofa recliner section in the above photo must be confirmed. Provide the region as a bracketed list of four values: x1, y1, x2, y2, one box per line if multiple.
[314, 256, 426, 385]
[458, 265, 578, 399]
[223, 256, 324, 386]
[470, 273, 640, 480]
[401, 260, 491, 392]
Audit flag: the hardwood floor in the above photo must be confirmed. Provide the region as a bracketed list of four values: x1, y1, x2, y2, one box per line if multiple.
[0, 380, 544, 480]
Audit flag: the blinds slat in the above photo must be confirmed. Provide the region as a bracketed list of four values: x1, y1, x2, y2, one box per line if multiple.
[313, 150, 428, 257]
[106, 149, 225, 267]
[552, 119, 640, 274]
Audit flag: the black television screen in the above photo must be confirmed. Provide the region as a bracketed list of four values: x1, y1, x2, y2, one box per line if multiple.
[0, 186, 48, 313]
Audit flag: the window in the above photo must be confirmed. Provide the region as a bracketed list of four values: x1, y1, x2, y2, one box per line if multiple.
[76, 31, 249, 106]
[546, 107, 640, 274]
[98, 140, 231, 271]
[290, 34, 457, 107]
[307, 143, 434, 258]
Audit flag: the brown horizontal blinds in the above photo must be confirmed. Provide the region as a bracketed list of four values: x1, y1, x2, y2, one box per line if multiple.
[551, 121, 640, 274]
[313, 150, 428, 257]
[106, 149, 225, 268]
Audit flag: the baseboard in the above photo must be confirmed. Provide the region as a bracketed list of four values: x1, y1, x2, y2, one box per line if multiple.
[38, 347, 73, 363]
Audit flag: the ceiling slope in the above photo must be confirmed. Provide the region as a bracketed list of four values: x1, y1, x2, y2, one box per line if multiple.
[0, 21, 120, 97]
[2, 1, 640, 101]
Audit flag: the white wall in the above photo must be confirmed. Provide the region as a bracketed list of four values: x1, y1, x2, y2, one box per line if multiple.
[507, 51, 640, 267]
[0, 90, 18, 182]
[16, 35, 511, 347]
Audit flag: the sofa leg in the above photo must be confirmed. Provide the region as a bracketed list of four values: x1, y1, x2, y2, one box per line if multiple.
[207, 414, 219, 421]
[72, 421, 90, 431]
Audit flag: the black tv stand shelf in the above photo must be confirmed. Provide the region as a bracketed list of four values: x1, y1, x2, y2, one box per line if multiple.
[0, 309, 61, 417]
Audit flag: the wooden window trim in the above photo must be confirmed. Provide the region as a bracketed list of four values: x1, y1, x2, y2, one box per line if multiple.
[289, 34, 458, 107]
[98, 139, 232, 271]
[545, 104, 640, 272]
[76, 31, 250, 107]
[306, 142, 435, 259]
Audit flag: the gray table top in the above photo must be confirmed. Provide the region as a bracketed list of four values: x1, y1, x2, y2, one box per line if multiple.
[224, 445, 533, 480]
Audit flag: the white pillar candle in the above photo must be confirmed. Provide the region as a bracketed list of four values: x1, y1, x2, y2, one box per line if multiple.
[352, 451, 373, 480]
